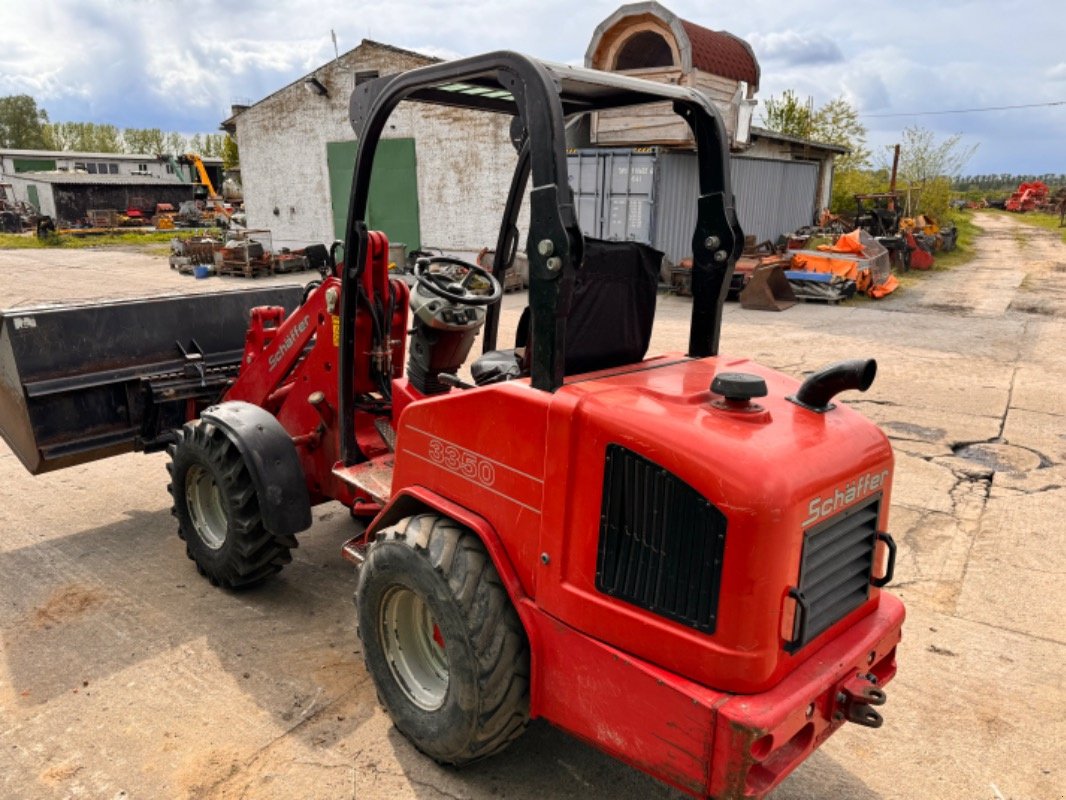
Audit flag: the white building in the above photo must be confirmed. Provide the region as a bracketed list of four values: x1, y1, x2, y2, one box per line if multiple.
[225, 8, 845, 258]
[0, 149, 224, 225]
[223, 40, 522, 255]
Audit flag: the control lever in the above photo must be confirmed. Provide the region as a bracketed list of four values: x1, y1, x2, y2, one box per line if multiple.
[437, 373, 475, 390]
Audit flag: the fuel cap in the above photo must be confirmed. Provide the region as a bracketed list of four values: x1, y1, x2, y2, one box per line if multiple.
[711, 372, 768, 409]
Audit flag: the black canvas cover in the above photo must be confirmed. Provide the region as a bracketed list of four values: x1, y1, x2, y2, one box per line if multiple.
[564, 238, 661, 375]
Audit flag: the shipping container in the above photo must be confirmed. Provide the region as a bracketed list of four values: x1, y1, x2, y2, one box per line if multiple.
[566, 148, 820, 263]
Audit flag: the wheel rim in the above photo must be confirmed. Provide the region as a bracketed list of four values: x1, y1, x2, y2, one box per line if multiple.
[185, 464, 228, 550]
[380, 586, 449, 711]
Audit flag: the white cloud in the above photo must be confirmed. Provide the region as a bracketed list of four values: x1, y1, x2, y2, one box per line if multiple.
[748, 31, 844, 66]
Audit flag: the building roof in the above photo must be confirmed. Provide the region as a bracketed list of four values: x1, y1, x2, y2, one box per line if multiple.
[11, 173, 186, 186]
[586, 2, 760, 91]
[0, 148, 222, 164]
[221, 39, 440, 130]
[749, 126, 848, 155]
[679, 20, 759, 87]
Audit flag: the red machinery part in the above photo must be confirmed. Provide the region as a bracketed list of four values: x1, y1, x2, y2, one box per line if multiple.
[357, 477, 903, 800]
[224, 230, 409, 505]
[379, 355, 895, 693]
[533, 594, 903, 799]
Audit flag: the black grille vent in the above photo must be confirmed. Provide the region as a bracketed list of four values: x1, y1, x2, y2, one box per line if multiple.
[790, 495, 881, 651]
[596, 445, 727, 633]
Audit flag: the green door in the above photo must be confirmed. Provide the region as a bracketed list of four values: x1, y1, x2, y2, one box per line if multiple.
[327, 138, 421, 252]
[26, 185, 40, 212]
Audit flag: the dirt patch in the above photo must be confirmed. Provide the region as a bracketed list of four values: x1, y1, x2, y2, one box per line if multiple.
[39, 762, 84, 786]
[32, 584, 109, 629]
[177, 748, 246, 800]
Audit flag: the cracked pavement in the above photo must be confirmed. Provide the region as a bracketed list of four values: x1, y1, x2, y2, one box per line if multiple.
[1, 210, 1064, 799]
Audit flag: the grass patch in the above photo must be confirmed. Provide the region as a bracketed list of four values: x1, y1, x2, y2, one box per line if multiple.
[982, 209, 1066, 243]
[930, 210, 982, 271]
[0, 229, 215, 250]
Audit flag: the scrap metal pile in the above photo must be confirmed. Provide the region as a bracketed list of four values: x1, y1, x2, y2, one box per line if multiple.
[0, 183, 40, 233]
[726, 229, 899, 310]
[1005, 180, 1051, 212]
[169, 229, 327, 279]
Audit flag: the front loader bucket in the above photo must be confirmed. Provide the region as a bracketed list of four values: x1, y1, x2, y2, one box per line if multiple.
[0, 286, 304, 475]
[740, 264, 797, 311]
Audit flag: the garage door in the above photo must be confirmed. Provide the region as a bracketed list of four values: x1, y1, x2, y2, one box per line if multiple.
[327, 138, 421, 252]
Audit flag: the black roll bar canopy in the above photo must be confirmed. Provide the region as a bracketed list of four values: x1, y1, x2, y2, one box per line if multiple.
[339, 52, 743, 465]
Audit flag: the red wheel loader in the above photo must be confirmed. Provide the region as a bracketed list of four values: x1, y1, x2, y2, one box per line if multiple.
[0, 53, 903, 798]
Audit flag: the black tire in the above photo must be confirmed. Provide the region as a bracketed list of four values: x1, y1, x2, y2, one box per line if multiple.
[167, 420, 295, 588]
[356, 514, 529, 765]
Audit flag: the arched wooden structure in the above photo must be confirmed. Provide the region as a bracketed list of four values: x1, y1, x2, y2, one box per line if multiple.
[585, 2, 760, 147]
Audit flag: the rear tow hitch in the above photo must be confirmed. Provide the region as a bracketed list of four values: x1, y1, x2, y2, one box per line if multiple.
[837, 673, 887, 728]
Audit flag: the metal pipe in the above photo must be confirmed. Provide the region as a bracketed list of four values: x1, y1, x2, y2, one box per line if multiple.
[789, 359, 877, 412]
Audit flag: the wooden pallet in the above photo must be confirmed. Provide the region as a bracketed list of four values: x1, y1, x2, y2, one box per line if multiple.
[217, 256, 273, 278]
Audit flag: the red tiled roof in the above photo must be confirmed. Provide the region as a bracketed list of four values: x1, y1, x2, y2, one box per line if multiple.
[680, 19, 759, 88]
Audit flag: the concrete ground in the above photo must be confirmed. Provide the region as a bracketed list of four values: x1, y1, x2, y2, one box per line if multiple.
[0, 212, 1063, 799]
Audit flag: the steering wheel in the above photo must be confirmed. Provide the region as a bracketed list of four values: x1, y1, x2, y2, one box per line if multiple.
[413, 256, 503, 306]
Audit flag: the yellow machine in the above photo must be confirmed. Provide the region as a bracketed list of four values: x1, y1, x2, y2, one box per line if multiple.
[178, 154, 231, 219]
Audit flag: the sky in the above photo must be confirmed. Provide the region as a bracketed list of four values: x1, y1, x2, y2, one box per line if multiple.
[0, 0, 1062, 175]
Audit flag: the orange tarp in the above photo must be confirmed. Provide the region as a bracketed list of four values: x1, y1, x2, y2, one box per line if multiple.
[790, 228, 900, 298]
[790, 253, 860, 281]
[870, 274, 899, 299]
[789, 229, 870, 280]
[821, 229, 866, 255]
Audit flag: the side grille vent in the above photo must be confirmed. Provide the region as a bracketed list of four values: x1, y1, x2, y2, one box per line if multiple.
[596, 445, 727, 633]
[788, 495, 881, 652]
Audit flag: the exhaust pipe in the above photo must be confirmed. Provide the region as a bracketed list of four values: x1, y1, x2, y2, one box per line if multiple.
[788, 359, 877, 413]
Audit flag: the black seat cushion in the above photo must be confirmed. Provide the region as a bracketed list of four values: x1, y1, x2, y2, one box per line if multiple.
[564, 237, 660, 375]
[470, 239, 661, 384]
[470, 348, 523, 384]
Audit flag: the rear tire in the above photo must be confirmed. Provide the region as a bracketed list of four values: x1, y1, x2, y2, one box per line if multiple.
[356, 514, 529, 765]
[167, 420, 294, 588]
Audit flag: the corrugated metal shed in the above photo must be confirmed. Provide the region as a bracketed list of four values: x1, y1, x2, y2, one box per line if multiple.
[566, 147, 820, 262]
[731, 156, 818, 245]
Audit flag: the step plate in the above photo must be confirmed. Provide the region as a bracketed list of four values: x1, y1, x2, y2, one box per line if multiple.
[333, 456, 394, 505]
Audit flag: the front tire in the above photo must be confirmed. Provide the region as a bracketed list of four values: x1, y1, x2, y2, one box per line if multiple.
[356, 514, 529, 765]
[167, 420, 295, 588]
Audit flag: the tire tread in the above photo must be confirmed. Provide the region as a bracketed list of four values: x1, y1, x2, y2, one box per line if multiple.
[167, 420, 294, 589]
[358, 513, 529, 764]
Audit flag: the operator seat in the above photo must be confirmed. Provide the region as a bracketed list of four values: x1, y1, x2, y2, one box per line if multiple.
[470, 238, 661, 385]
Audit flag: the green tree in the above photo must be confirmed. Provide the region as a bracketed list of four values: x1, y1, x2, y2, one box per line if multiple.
[811, 97, 869, 171]
[762, 90, 872, 213]
[163, 131, 187, 155]
[43, 122, 122, 152]
[0, 94, 49, 149]
[762, 92, 869, 168]
[889, 125, 978, 218]
[760, 90, 814, 139]
[221, 135, 239, 170]
[122, 127, 165, 154]
[202, 133, 226, 158]
[830, 168, 889, 217]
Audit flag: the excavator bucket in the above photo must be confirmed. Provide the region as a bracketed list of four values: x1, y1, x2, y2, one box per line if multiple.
[740, 263, 797, 311]
[0, 286, 304, 475]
